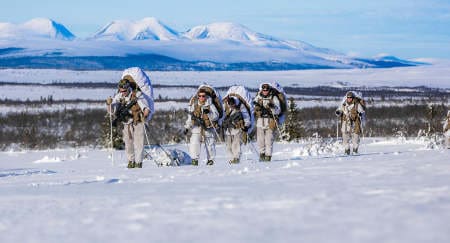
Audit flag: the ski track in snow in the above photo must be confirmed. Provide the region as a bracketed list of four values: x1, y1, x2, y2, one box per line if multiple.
[0, 138, 450, 243]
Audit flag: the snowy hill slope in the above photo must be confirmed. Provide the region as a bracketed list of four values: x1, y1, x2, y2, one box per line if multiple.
[0, 138, 449, 243]
[0, 18, 75, 40]
[91, 17, 180, 41]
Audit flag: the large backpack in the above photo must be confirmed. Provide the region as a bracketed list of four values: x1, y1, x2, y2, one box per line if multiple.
[121, 67, 155, 121]
[257, 81, 288, 125]
[223, 85, 255, 133]
[189, 84, 224, 125]
[342, 90, 366, 125]
[342, 91, 366, 111]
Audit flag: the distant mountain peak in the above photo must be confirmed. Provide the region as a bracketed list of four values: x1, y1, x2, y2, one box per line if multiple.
[91, 17, 180, 41]
[184, 22, 267, 42]
[0, 18, 75, 40]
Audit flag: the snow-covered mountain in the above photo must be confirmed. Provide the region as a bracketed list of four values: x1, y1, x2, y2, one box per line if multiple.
[0, 18, 75, 40]
[184, 22, 273, 42]
[90, 17, 180, 41]
[0, 17, 421, 70]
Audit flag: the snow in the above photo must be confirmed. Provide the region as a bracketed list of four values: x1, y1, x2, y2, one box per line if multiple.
[91, 17, 180, 41]
[0, 18, 75, 40]
[0, 18, 383, 67]
[0, 138, 449, 243]
[1, 62, 450, 88]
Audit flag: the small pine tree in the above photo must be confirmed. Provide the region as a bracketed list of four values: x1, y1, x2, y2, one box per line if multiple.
[282, 97, 305, 141]
[101, 113, 124, 149]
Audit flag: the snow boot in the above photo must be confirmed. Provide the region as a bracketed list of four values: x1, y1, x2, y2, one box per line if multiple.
[345, 149, 350, 155]
[265, 155, 272, 161]
[206, 160, 214, 166]
[127, 161, 135, 168]
[192, 159, 199, 166]
[229, 158, 240, 164]
[136, 162, 143, 168]
[353, 148, 358, 154]
[259, 153, 265, 162]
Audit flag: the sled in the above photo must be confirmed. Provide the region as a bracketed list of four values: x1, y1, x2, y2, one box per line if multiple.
[144, 145, 192, 166]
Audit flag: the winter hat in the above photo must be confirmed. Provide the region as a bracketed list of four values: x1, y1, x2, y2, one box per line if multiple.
[261, 83, 271, 91]
[118, 79, 130, 89]
[346, 91, 355, 98]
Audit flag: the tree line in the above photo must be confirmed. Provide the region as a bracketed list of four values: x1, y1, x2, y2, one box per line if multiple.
[0, 103, 448, 150]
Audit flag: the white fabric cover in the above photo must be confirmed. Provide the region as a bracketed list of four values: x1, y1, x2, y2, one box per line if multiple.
[225, 85, 255, 133]
[121, 67, 155, 121]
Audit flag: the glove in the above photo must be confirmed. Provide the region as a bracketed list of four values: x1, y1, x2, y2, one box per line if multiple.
[335, 110, 342, 116]
[202, 107, 210, 114]
[183, 128, 189, 135]
[242, 126, 249, 133]
[106, 97, 113, 105]
[268, 102, 275, 108]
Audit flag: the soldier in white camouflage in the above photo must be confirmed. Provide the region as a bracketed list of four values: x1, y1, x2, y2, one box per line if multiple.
[444, 111, 450, 149]
[223, 96, 251, 164]
[107, 77, 150, 168]
[253, 83, 281, 161]
[335, 91, 365, 155]
[184, 89, 220, 166]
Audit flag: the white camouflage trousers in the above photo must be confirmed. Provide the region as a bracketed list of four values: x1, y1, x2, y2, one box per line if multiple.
[225, 128, 242, 160]
[122, 122, 145, 163]
[445, 133, 450, 149]
[256, 124, 274, 156]
[341, 120, 361, 151]
[189, 127, 216, 161]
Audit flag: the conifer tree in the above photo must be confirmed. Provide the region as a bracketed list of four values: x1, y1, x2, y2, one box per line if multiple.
[101, 113, 124, 149]
[282, 97, 304, 141]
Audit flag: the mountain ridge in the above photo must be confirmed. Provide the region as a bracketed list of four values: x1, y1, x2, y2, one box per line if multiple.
[0, 17, 423, 70]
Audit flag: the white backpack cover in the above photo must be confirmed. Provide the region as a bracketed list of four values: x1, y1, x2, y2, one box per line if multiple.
[121, 67, 155, 121]
[224, 85, 255, 133]
[190, 84, 225, 125]
[262, 81, 287, 125]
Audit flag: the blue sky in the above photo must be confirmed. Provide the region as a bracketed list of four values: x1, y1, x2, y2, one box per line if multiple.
[2, 0, 450, 59]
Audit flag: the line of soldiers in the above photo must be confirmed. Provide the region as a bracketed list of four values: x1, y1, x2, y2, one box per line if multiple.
[107, 68, 450, 167]
[106, 76, 377, 167]
[183, 83, 281, 165]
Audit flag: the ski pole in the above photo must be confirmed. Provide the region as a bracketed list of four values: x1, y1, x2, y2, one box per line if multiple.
[145, 124, 179, 166]
[143, 123, 162, 166]
[336, 117, 339, 140]
[246, 134, 259, 156]
[270, 108, 284, 140]
[109, 102, 114, 166]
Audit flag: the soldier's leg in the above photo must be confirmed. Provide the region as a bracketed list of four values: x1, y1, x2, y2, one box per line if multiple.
[232, 131, 241, 160]
[352, 133, 360, 153]
[133, 122, 145, 164]
[225, 133, 233, 160]
[122, 124, 135, 163]
[189, 131, 201, 160]
[342, 132, 351, 153]
[265, 128, 274, 156]
[257, 126, 265, 155]
[204, 128, 216, 161]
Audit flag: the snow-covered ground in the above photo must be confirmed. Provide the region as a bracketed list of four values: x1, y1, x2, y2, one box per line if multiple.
[1, 138, 449, 243]
[1, 61, 450, 88]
